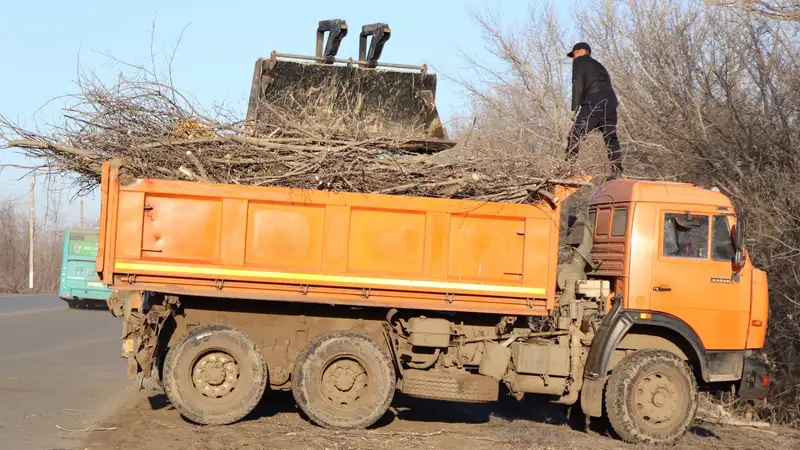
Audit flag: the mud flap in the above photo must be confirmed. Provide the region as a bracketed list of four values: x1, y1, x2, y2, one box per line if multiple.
[737, 356, 770, 400]
[123, 304, 173, 383]
[580, 377, 607, 418]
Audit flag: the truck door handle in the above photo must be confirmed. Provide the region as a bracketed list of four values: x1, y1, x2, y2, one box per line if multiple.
[652, 285, 672, 292]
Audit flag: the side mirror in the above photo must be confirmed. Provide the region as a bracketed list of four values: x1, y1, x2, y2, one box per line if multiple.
[734, 248, 745, 271]
[733, 216, 745, 251]
[732, 216, 746, 275]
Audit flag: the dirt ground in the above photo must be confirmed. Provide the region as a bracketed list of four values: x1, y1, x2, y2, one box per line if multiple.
[79, 386, 799, 450]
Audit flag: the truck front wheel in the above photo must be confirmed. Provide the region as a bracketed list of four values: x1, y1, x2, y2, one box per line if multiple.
[605, 348, 697, 445]
[292, 330, 395, 429]
[162, 324, 268, 425]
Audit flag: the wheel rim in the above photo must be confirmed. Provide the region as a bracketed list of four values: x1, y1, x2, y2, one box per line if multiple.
[320, 356, 369, 409]
[192, 351, 240, 399]
[634, 370, 681, 427]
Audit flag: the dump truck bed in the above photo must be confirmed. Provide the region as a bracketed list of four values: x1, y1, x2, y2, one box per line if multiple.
[97, 161, 571, 316]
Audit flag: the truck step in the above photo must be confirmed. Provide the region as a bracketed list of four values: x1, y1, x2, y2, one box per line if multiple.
[400, 369, 499, 403]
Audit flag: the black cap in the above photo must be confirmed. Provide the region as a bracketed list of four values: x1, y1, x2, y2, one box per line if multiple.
[567, 42, 591, 58]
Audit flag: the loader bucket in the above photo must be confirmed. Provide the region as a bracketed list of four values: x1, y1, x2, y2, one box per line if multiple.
[245, 20, 455, 153]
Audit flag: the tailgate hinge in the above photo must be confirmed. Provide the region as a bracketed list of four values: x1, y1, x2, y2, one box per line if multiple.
[215, 279, 224, 290]
[445, 293, 455, 304]
[362, 288, 371, 298]
[126, 274, 137, 285]
[300, 284, 309, 295]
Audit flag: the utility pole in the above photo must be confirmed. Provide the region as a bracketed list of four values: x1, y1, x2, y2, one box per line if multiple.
[29, 173, 35, 291]
[79, 200, 84, 230]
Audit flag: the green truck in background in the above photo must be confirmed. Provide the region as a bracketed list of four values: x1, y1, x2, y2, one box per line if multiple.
[58, 229, 112, 308]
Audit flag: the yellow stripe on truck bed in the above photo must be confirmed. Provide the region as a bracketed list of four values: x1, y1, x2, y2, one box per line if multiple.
[114, 262, 547, 296]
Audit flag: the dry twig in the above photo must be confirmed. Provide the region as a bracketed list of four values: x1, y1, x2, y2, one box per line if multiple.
[56, 425, 118, 432]
[0, 59, 582, 204]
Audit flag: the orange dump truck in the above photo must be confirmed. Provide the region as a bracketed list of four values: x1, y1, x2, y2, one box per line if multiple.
[100, 159, 770, 444]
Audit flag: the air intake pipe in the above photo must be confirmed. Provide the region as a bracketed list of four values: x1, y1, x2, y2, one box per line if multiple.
[556, 210, 595, 326]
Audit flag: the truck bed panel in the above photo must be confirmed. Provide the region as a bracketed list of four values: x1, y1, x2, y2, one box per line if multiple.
[99, 161, 570, 315]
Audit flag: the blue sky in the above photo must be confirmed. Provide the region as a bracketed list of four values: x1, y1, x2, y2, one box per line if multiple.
[0, 0, 575, 223]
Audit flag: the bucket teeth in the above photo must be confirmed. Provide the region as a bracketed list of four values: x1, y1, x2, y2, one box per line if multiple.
[316, 19, 348, 62]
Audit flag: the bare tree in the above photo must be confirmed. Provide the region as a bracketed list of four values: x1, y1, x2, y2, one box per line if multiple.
[706, 0, 800, 20]
[461, 0, 800, 425]
[444, 5, 614, 177]
[0, 183, 73, 294]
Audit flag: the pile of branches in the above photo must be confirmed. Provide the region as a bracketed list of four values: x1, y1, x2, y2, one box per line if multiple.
[0, 61, 580, 203]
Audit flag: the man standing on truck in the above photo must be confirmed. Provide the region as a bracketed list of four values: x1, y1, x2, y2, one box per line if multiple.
[565, 42, 624, 178]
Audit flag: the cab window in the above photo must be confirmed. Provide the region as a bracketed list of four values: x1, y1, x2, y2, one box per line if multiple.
[587, 210, 597, 234]
[711, 215, 735, 262]
[596, 208, 611, 236]
[611, 207, 628, 236]
[662, 213, 709, 259]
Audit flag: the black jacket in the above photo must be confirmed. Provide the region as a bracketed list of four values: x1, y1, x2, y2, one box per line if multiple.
[571, 55, 615, 112]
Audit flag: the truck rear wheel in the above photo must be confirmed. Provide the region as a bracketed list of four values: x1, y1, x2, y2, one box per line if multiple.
[605, 349, 697, 445]
[162, 324, 268, 425]
[292, 330, 395, 429]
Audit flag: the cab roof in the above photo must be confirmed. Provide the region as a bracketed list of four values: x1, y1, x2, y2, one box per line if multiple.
[587, 178, 733, 208]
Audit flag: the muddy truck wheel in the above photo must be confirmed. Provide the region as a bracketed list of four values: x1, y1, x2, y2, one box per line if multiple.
[605, 349, 698, 445]
[162, 324, 268, 425]
[292, 330, 395, 429]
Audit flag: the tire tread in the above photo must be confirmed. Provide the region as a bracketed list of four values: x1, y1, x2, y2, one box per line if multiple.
[292, 330, 395, 429]
[605, 348, 698, 445]
[163, 323, 268, 425]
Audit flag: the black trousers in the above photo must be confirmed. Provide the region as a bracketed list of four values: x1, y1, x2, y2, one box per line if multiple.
[566, 92, 623, 172]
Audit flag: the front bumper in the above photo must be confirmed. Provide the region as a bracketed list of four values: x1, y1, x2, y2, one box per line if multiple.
[737, 356, 771, 400]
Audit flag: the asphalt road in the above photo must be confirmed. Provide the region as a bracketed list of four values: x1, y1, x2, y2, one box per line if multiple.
[0, 295, 133, 450]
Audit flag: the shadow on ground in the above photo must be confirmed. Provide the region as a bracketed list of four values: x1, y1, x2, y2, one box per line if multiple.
[146, 386, 726, 446]
[149, 387, 611, 434]
[689, 426, 720, 439]
[148, 393, 174, 411]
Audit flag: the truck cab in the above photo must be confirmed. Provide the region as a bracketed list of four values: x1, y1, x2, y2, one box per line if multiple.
[583, 179, 769, 399]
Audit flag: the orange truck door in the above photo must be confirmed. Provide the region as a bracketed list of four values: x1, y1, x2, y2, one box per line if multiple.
[650, 211, 750, 350]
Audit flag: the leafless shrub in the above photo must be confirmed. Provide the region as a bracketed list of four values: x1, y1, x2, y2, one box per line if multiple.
[706, 0, 800, 20]
[0, 51, 583, 205]
[0, 189, 69, 294]
[462, 0, 800, 426]
[579, 0, 800, 425]
[445, 6, 612, 178]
